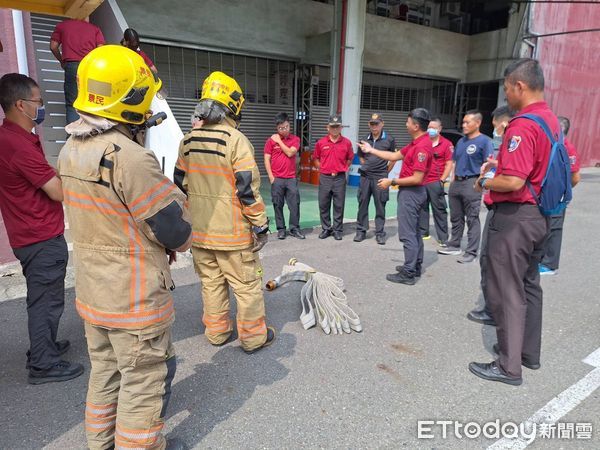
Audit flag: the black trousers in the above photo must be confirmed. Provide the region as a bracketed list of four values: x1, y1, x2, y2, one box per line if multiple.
[478, 207, 494, 316]
[271, 177, 301, 231]
[486, 203, 548, 378]
[540, 210, 566, 270]
[356, 175, 389, 235]
[13, 235, 68, 370]
[448, 178, 483, 256]
[419, 180, 449, 243]
[63, 61, 80, 124]
[397, 186, 427, 276]
[318, 174, 347, 232]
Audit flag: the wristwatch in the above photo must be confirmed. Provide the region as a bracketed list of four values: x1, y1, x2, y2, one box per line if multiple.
[478, 177, 488, 188]
[391, 178, 398, 187]
[253, 221, 270, 235]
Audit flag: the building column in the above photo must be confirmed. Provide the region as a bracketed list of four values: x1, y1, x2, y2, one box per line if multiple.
[330, 0, 366, 146]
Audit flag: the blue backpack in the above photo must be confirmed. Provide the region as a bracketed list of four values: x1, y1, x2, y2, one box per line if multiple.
[515, 113, 573, 216]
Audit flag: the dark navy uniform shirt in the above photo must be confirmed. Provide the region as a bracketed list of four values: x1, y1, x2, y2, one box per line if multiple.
[357, 130, 396, 178]
[453, 134, 494, 177]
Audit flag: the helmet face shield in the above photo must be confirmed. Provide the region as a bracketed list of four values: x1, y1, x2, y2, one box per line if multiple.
[200, 71, 245, 118]
[74, 45, 160, 124]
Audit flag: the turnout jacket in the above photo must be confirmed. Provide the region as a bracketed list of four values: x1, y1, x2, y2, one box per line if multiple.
[58, 122, 191, 333]
[174, 119, 268, 251]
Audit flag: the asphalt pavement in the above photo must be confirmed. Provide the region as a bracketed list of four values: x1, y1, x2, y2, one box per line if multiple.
[1, 169, 599, 449]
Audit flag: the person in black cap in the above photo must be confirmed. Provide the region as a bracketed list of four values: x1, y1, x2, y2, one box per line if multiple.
[355, 113, 396, 245]
[313, 114, 354, 240]
[359, 108, 432, 285]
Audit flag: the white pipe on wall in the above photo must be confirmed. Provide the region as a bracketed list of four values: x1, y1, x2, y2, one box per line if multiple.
[12, 9, 29, 76]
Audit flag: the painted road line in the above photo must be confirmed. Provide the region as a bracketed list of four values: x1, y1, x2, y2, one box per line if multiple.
[488, 347, 600, 449]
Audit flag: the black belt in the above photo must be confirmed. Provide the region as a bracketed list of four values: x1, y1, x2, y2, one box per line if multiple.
[454, 175, 478, 181]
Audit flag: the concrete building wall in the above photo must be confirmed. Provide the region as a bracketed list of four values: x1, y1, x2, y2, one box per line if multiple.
[363, 14, 469, 80]
[117, 0, 333, 60]
[118, 0, 471, 82]
[465, 6, 527, 84]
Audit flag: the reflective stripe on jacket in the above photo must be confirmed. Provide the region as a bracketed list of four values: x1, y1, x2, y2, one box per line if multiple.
[175, 119, 268, 251]
[58, 126, 190, 331]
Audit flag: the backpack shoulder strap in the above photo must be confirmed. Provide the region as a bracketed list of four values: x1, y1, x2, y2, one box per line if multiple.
[512, 113, 558, 144]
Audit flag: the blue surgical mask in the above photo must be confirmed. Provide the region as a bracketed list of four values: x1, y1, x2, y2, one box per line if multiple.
[427, 128, 439, 138]
[492, 128, 503, 150]
[24, 105, 46, 125]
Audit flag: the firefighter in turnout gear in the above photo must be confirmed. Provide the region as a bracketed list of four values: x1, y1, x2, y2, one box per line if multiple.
[174, 71, 275, 354]
[57, 45, 192, 450]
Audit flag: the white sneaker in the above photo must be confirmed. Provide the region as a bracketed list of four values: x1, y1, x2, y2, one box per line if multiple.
[438, 246, 462, 256]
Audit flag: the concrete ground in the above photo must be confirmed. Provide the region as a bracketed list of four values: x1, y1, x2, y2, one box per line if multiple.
[1, 169, 599, 449]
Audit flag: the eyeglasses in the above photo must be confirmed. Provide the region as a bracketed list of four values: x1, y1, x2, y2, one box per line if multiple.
[369, 122, 382, 126]
[277, 126, 290, 131]
[21, 98, 44, 106]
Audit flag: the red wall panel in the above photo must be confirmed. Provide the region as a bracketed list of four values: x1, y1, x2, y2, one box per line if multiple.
[532, 3, 600, 167]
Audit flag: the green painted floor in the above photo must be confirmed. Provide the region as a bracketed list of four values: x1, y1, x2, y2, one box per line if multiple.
[259, 181, 399, 230]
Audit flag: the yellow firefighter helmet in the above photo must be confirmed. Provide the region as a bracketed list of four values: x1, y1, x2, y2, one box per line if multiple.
[74, 45, 161, 124]
[200, 71, 245, 118]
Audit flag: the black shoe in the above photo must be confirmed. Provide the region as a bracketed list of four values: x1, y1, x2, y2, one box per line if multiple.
[244, 327, 275, 354]
[333, 231, 343, 240]
[166, 437, 188, 450]
[386, 271, 417, 285]
[26, 340, 71, 370]
[395, 266, 422, 278]
[376, 234, 386, 245]
[277, 229, 287, 240]
[353, 232, 366, 242]
[467, 309, 496, 326]
[28, 360, 84, 385]
[468, 361, 522, 386]
[318, 230, 332, 239]
[492, 344, 541, 370]
[289, 229, 305, 239]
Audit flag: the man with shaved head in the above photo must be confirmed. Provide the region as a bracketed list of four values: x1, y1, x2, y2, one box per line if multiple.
[439, 109, 494, 263]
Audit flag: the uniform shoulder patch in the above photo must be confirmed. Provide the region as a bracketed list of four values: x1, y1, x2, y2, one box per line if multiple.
[466, 144, 477, 155]
[508, 136, 522, 152]
[417, 152, 426, 162]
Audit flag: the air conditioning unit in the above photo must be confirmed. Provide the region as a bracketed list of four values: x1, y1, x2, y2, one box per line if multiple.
[443, 2, 461, 16]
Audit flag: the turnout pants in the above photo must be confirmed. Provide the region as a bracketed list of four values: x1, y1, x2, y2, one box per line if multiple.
[271, 177, 301, 231]
[84, 322, 176, 450]
[397, 186, 427, 276]
[318, 174, 347, 232]
[13, 235, 67, 370]
[419, 180, 449, 242]
[356, 175, 389, 235]
[478, 208, 494, 316]
[63, 61, 80, 124]
[192, 246, 268, 351]
[540, 210, 566, 270]
[486, 203, 548, 378]
[448, 178, 482, 256]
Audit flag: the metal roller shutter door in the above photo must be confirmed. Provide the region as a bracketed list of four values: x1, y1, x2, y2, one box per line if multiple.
[167, 98, 292, 177]
[309, 106, 331, 149]
[358, 110, 410, 149]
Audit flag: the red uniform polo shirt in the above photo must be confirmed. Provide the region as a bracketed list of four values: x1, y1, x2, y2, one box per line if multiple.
[0, 120, 64, 248]
[51, 19, 105, 63]
[313, 135, 354, 174]
[264, 134, 301, 179]
[565, 138, 581, 173]
[399, 134, 432, 186]
[491, 101, 559, 205]
[424, 136, 453, 184]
